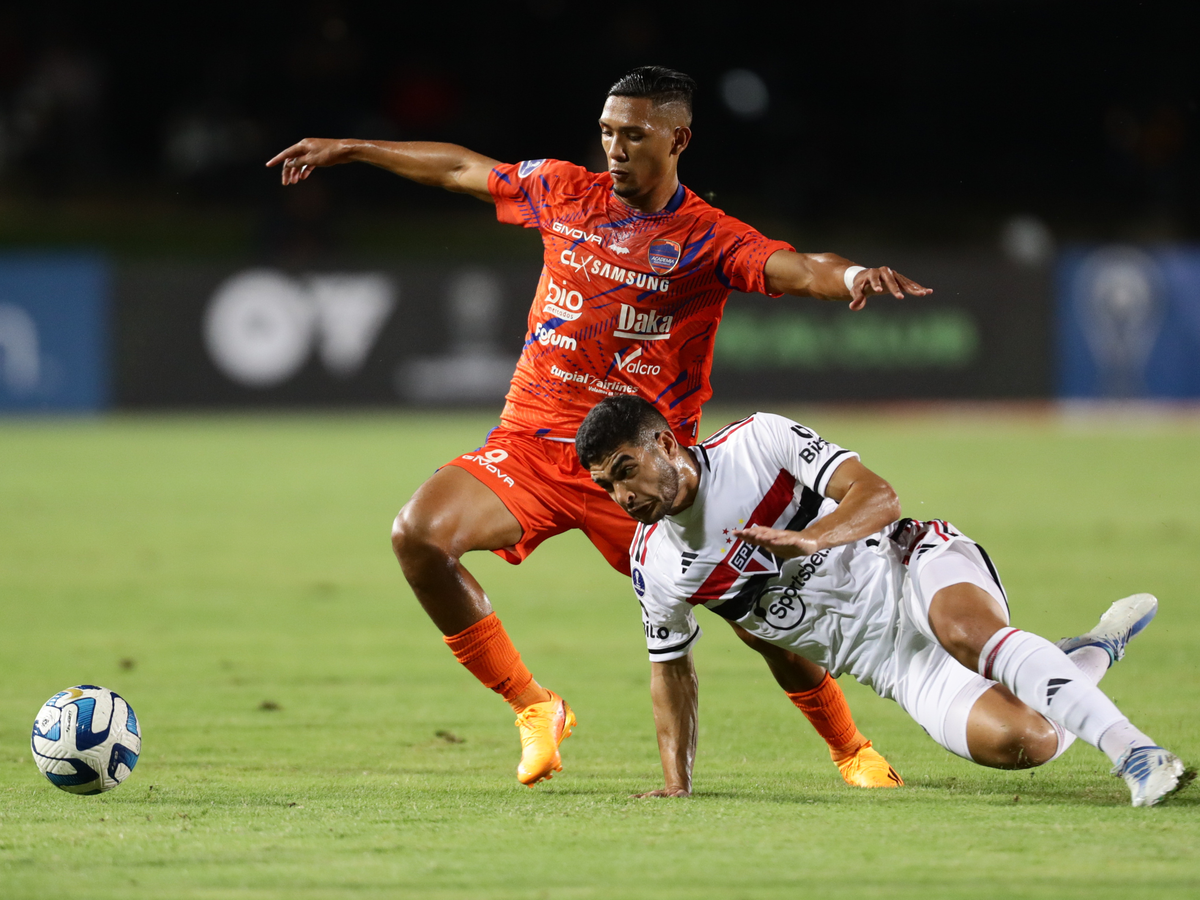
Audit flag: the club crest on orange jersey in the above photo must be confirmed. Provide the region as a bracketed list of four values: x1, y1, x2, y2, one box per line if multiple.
[647, 239, 681, 275]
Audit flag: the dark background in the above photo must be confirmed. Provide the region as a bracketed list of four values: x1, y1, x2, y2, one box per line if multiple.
[0, 1, 1194, 408]
[1, 1, 1194, 260]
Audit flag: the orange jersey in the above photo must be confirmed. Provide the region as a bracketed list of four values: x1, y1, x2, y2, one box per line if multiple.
[489, 159, 793, 442]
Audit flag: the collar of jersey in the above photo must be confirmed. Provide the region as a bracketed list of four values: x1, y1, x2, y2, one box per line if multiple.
[667, 445, 707, 528]
[608, 182, 686, 217]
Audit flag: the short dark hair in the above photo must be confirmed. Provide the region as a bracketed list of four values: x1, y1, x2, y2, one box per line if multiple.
[607, 66, 695, 122]
[576, 396, 669, 469]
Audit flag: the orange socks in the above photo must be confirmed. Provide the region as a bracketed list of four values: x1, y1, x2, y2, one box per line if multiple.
[443, 613, 535, 707]
[787, 673, 869, 763]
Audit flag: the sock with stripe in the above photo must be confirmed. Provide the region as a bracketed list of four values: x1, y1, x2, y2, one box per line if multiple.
[443, 613, 540, 712]
[979, 627, 1154, 765]
[787, 673, 868, 762]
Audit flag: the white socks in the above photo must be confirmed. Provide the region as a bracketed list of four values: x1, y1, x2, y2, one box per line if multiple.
[979, 628, 1154, 764]
[1063, 645, 1111, 684]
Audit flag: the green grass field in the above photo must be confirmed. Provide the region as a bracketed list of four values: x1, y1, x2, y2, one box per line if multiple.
[2, 407, 1199, 899]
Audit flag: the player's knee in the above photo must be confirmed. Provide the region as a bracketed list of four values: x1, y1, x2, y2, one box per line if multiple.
[391, 500, 453, 566]
[991, 716, 1059, 769]
[1016, 715, 1060, 768]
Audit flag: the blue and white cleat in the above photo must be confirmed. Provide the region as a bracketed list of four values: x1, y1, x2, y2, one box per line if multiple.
[1056, 593, 1158, 666]
[1112, 745, 1194, 807]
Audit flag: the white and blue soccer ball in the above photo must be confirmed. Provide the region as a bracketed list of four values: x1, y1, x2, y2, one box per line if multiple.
[31, 685, 141, 795]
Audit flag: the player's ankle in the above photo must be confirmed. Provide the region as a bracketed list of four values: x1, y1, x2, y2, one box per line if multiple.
[510, 683, 553, 712]
[830, 731, 870, 764]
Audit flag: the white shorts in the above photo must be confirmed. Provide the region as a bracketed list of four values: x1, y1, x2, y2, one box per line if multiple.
[888, 539, 1011, 761]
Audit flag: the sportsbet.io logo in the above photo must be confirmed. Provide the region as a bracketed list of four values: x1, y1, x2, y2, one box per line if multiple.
[632, 568, 646, 597]
[762, 590, 807, 630]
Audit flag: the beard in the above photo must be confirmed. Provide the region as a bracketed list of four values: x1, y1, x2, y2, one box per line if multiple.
[641, 456, 680, 523]
[611, 182, 639, 198]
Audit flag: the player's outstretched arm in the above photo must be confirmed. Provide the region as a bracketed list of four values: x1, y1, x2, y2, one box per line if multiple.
[636, 654, 699, 798]
[735, 458, 901, 559]
[265, 139, 501, 202]
[763, 250, 932, 311]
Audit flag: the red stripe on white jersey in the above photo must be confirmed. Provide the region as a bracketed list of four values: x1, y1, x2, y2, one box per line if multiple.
[700, 416, 755, 450]
[686, 467, 796, 605]
[640, 522, 659, 565]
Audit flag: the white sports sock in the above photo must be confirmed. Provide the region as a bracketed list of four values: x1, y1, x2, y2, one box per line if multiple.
[1063, 645, 1111, 684]
[979, 628, 1153, 763]
[1045, 645, 1113, 761]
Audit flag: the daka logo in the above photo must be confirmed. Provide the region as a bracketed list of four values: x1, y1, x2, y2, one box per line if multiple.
[518, 159, 546, 177]
[615, 304, 673, 341]
[647, 239, 681, 275]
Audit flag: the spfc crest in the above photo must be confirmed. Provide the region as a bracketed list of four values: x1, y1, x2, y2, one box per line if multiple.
[647, 239, 681, 275]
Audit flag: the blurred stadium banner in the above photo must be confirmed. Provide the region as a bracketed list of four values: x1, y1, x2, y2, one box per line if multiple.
[109, 255, 1050, 407]
[1058, 246, 1200, 398]
[712, 253, 1050, 402]
[115, 264, 530, 406]
[0, 254, 110, 412]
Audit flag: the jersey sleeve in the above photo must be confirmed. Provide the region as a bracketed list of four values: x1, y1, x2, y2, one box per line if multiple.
[634, 568, 702, 662]
[716, 217, 795, 298]
[757, 413, 860, 497]
[488, 159, 597, 229]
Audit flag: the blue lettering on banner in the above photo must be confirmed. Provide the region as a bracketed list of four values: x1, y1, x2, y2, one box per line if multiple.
[0, 254, 109, 412]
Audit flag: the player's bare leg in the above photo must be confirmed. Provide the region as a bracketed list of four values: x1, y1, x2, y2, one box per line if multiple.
[392, 466, 574, 784]
[930, 582, 1191, 805]
[727, 622, 902, 787]
[964, 684, 1059, 768]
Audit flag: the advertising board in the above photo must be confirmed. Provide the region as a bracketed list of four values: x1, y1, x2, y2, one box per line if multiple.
[0, 254, 109, 412]
[1058, 246, 1200, 398]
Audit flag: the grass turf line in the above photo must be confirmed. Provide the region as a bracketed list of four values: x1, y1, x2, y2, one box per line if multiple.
[1, 409, 1198, 899]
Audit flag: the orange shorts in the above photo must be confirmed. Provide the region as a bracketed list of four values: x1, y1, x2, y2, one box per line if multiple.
[441, 427, 637, 575]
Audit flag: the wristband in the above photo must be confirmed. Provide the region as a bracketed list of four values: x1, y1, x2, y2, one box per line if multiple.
[843, 266, 867, 293]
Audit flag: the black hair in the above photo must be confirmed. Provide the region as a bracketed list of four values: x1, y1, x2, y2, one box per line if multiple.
[607, 66, 696, 122]
[576, 396, 669, 469]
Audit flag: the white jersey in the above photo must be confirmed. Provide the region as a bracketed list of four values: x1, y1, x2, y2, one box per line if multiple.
[631, 413, 980, 699]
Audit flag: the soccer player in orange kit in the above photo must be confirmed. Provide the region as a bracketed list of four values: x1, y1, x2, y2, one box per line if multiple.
[268, 66, 929, 790]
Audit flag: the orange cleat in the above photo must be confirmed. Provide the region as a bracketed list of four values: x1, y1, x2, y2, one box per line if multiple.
[836, 741, 903, 788]
[515, 691, 576, 786]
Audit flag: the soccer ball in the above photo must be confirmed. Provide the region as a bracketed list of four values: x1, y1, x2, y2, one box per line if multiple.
[31, 685, 142, 795]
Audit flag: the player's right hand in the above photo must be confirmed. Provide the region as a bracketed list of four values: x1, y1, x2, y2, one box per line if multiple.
[266, 138, 350, 185]
[733, 524, 821, 559]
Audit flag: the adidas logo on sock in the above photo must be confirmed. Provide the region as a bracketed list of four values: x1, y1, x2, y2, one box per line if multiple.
[1046, 677, 1072, 703]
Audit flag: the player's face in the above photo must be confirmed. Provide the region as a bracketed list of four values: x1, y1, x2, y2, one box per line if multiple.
[589, 439, 682, 524]
[599, 96, 688, 201]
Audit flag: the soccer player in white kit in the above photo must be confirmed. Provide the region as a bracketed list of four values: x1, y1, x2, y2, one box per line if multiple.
[575, 396, 1193, 806]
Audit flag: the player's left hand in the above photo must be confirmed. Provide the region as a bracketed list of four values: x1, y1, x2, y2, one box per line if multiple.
[733, 524, 820, 559]
[849, 267, 931, 311]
